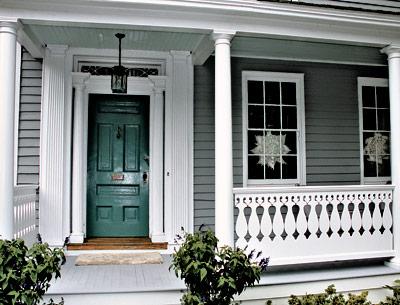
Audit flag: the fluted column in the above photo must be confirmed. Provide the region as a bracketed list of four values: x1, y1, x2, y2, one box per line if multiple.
[0, 20, 18, 240]
[382, 45, 400, 265]
[39, 45, 68, 246]
[213, 31, 235, 247]
[149, 76, 165, 242]
[70, 72, 90, 243]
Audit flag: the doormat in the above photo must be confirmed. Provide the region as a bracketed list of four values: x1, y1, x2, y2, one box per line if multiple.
[75, 252, 163, 266]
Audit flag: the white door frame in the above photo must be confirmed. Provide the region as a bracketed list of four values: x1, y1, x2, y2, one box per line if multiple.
[71, 74, 166, 243]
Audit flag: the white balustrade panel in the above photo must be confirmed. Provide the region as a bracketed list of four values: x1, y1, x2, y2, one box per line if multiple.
[13, 185, 38, 247]
[234, 185, 394, 266]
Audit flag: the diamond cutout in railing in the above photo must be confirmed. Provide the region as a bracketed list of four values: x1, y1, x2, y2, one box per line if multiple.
[348, 227, 354, 236]
[304, 228, 311, 239]
[316, 228, 322, 238]
[379, 225, 385, 234]
[338, 228, 344, 237]
[327, 228, 333, 237]
[269, 231, 276, 241]
[359, 227, 365, 236]
[293, 229, 299, 240]
[369, 226, 375, 235]
[257, 231, 264, 241]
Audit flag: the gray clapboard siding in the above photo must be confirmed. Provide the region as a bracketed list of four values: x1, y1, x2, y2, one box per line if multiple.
[17, 48, 42, 185]
[193, 56, 387, 229]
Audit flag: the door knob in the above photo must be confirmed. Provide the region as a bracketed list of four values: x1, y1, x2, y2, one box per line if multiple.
[143, 172, 148, 183]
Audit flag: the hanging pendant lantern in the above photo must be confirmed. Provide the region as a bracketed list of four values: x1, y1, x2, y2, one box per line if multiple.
[111, 33, 128, 93]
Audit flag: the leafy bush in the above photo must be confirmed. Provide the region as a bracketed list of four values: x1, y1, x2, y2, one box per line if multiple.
[380, 280, 400, 305]
[170, 229, 268, 305]
[287, 285, 370, 305]
[0, 239, 65, 305]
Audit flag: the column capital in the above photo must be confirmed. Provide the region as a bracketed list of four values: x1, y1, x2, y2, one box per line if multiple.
[71, 72, 90, 89]
[212, 30, 236, 43]
[149, 75, 166, 94]
[381, 44, 400, 59]
[46, 44, 68, 56]
[0, 19, 19, 35]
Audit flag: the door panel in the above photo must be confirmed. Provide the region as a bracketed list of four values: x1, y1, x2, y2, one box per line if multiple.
[87, 94, 149, 237]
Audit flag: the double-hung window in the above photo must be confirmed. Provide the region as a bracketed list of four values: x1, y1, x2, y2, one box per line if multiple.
[242, 71, 306, 186]
[358, 77, 390, 184]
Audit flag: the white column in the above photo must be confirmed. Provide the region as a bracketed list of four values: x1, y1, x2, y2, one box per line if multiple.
[382, 45, 400, 265]
[164, 51, 194, 243]
[213, 31, 235, 247]
[149, 76, 166, 242]
[70, 72, 90, 243]
[39, 45, 68, 246]
[0, 21, 17, 240]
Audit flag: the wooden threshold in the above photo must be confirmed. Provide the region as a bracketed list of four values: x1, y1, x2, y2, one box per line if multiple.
[67, 237, 168, 250]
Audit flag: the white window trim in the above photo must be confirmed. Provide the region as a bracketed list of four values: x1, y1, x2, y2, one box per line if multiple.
[242, 71, 306, 187]
[14, 42, 22, 186]
[357, 77, 390, 185]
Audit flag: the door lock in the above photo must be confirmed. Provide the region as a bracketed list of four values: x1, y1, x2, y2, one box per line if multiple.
[116, 126, 122, 139]
[143, 172, 148, 183]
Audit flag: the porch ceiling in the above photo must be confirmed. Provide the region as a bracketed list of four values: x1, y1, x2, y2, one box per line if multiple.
[23, 23, 205, 52]
[21, 22, 387, 66]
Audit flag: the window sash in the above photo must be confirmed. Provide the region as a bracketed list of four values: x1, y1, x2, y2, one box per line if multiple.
[357, 77, 390, 184]
[243, 71, 306, 186]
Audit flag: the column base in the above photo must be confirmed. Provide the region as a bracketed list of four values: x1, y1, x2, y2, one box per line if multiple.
[69, 233, 84, 244]
[385, 258, 400, 269]
[150, 233, 166, 243]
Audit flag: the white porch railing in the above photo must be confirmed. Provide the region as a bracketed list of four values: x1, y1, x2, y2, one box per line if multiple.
[234, 185, 394, 266]
[13, 185, 38, 247]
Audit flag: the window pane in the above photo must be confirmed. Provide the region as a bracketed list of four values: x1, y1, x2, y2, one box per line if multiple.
[281, 82, 296, 105]
[265, 106, 281, 129]
[248, 105, 264, 129]
[282, 156, 297, 179]
[376, 87, 389, 108]
[248, 156, 264, 179]
[363, 132, 377, 156]
[364, 155, 377, 177]
[265, 156, 281, 179]
[282, 106, 297, 129]
[377, 109, 390, 131]
[284, 131, 297, 154]
[248, 81, 263, 104]
[362, 86, 375, 108]
[378, 156, 391, 177]
[362, 109, 376, 130]
[265, 81, 280, 105]
[248, 130, 264, 154]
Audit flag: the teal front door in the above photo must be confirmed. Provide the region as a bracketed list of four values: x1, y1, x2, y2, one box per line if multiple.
[87, 94, 149, 237]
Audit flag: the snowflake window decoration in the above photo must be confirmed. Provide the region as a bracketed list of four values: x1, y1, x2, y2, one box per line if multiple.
[364, 132, 389, 164]
[251, 131, 291, 169]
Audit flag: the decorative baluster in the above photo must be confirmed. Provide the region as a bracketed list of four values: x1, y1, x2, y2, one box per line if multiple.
[272, 196, 285, 242]
[296, 195, 308, 241]
[341, 194, 352, 238]
[284, 195, 296, 241]
[361, 193, 373, 236]
[308, 194, 319, 240]
[260, 195, 272, 245]
[319, 194, 330, 238]
[330, 195, 341, 238]
[235, 196, 248, 249]
[382, 192, 393, 235]
[248, 196, 261, 250]
[372, 193, 382, 236]
[352, 194, 362, 237]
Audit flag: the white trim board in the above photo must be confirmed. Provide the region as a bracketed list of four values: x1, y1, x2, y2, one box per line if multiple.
[13, 42, 21, 186]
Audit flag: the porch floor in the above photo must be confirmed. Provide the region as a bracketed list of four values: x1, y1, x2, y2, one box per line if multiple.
[47, 255, 400, 296]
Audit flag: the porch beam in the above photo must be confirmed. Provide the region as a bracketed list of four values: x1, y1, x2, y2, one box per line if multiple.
[213, 30, 235, 247]
[382, 45, 400, 266]
[192, 34, 214, 66]
[70, 72, 90, 244]
[0, 20, 18, 240]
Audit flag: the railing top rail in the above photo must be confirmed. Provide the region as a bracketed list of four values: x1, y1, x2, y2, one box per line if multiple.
[233, 184, 394, 195]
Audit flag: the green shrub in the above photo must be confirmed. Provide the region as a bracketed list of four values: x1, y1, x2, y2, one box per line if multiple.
[380, 280, 400, 305]
[286, 285, 370, 305]
[0, 239, 65, 305]
[170, 229, 268, 305]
